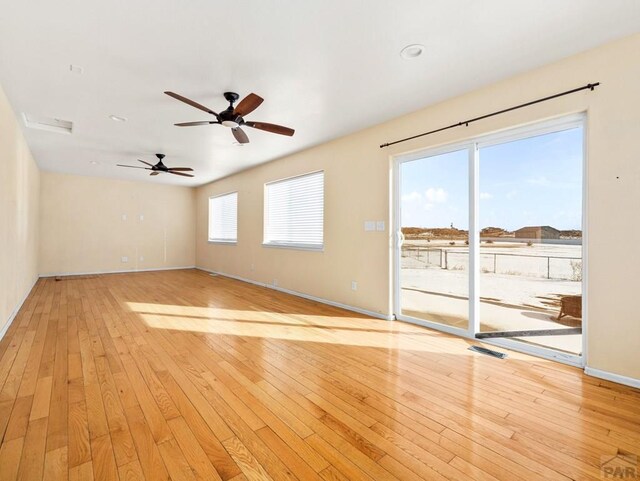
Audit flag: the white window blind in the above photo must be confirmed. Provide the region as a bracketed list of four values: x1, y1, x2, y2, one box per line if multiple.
[264, 171, 324, 250]
[208, 192, 238, 243]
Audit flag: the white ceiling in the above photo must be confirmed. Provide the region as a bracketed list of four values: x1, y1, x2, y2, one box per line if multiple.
[1, 0, 639, 187]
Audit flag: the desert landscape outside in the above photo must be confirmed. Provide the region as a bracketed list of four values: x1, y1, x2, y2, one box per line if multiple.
[400, 232, 582, 353]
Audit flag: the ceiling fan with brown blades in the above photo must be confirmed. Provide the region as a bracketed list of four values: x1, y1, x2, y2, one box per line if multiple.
[117, 153, 194, 177]
[164, 91, 295, 144]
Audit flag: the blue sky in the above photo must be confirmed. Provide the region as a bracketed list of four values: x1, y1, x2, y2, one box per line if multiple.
[400, 127, 583, 231]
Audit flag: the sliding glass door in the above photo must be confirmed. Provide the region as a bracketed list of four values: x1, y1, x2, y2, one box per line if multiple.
[395, 115, 585, 362]
[398, 148, 470, 333]
[478, 127, 583, 354]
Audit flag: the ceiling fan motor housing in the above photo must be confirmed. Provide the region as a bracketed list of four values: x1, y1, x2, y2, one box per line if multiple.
[221, 93, 242, 127]
[220, 114, 242, 128]
[154, 153, 168, 170]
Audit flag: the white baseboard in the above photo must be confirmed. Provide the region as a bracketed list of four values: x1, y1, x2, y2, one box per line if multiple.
[584, 366, 640, 390]
[39, 266, 196, 278]
[196, 267, 393, 321]
[0, 275, 39, 342]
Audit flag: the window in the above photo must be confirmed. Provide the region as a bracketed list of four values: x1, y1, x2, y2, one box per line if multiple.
[264, 171, 324, 250]
[208, 192, 238, 243]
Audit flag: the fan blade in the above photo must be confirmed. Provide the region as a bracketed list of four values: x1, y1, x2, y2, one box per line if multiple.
[138, 159, 154, 167]
[117, 164, 150, 170]
[164, 91, 218, 116]
[150, 172, 160, 176]
[232, 127, 250, 144]
[168, 171, 194, 178]
[167, 167, 194, 172]
[175, 121, 220, 127]
[234, 93, 263, 117]
[245, 121, 294, 136]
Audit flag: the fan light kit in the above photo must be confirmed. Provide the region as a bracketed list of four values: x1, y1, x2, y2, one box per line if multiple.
[117, 153, 195, 178]
[164, 90, 295, 144]
[400, 44, 425, 59]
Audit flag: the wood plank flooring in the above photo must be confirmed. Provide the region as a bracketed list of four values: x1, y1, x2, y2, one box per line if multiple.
[0, 268, 638, 480]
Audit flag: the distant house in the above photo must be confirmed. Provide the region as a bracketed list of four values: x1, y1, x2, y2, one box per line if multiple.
[514, 225, 560, 240]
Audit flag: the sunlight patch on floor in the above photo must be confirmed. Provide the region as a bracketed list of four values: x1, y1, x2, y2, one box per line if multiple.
[126, 301, 431, 332]
[139, 312, 455, 351]
[126, 301, 545, 360]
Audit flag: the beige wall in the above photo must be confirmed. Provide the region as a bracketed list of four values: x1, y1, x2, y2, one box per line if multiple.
[196, 34, 640, 380]
[0, 85, 40, 334]
[40, 172, 196, 276]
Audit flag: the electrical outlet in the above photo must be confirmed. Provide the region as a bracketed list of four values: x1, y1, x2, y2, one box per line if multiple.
[139, 214, 144, 221]
[121, 214, 127, 221]
[250, 263, 255, 271]
[139, 256, 144, 262]
[351, 281, 357, 291]
[121, 256, 128, 263]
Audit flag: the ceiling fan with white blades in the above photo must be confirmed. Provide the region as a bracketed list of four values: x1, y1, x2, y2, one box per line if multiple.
[164, 91, 295, 144]
[117, 153, 194, 177]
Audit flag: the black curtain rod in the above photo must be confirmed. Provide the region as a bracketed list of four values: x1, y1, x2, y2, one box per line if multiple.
[379, 82, 600, 148]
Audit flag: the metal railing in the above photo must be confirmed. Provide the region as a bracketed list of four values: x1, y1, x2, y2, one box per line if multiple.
[401, 247, 582, 281]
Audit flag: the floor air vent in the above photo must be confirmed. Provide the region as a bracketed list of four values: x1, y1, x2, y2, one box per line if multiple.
[468, 345, 507, 359]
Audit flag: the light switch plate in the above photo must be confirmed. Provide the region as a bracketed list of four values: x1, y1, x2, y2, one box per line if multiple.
[376, 221, 385, 231]
[364, 221, 376, 231]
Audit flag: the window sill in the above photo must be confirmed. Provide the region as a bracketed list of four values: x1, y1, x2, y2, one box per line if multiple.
[262, 242, 324, 252]
[208, 240, 237, 245]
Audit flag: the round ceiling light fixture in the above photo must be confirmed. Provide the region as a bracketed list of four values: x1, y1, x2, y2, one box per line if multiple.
[400, 44, 425, 60]
[109, 115, 127, 122]
[89, 160, 99, 165]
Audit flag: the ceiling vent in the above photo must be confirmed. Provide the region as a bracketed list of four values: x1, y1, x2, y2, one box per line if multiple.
[22, 113, 73, 134]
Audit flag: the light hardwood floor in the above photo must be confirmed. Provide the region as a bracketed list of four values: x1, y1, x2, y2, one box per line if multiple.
[0, 269, 638, 481]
